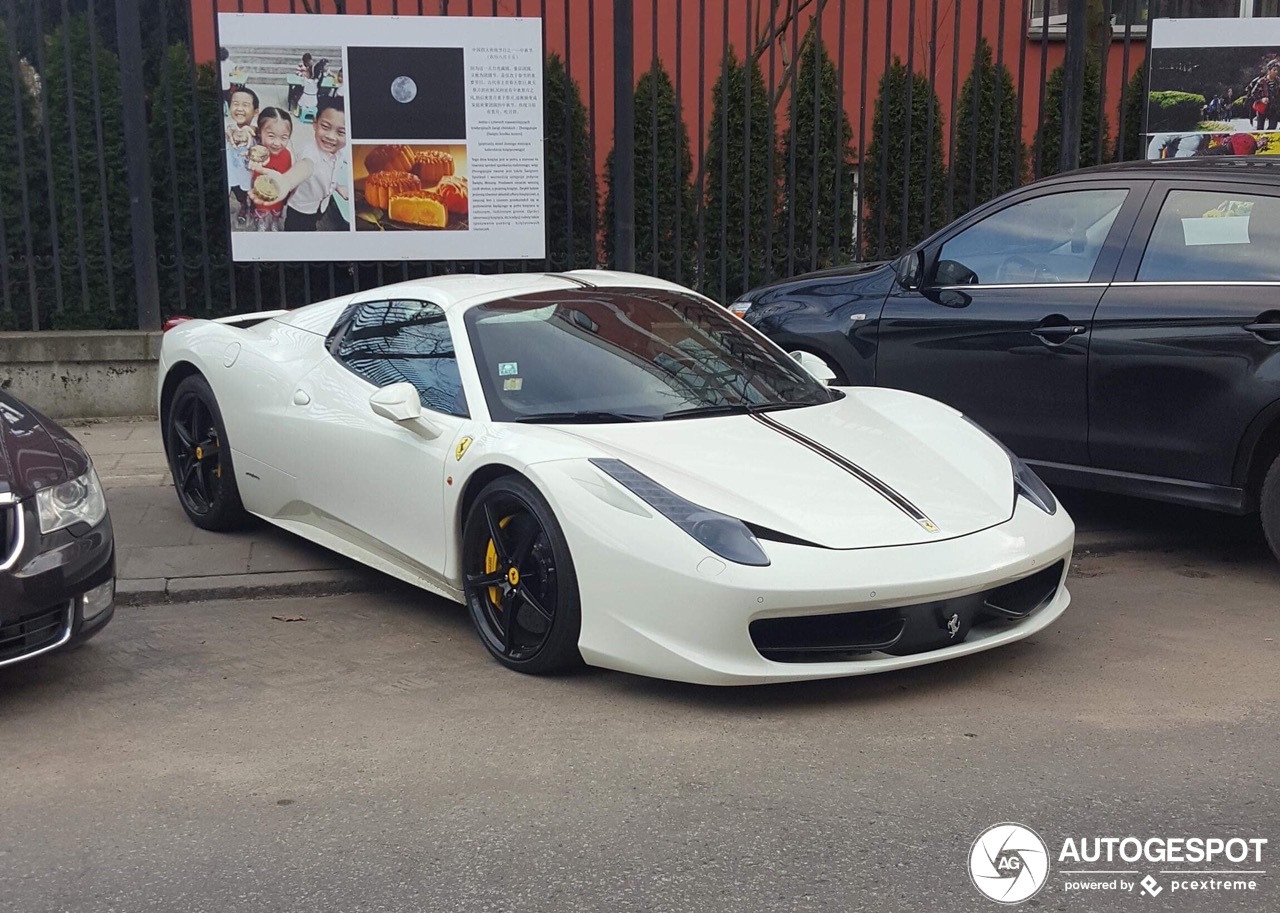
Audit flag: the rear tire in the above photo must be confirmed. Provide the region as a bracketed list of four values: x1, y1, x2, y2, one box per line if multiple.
[461, 475, 583, 675]
[164, 374, 250, 531]
[1261, 453, 1280, 562]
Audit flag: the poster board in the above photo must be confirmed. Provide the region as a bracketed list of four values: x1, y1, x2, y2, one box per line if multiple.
[216, 13, 545, 261]
[1146, 18, 1280, 160]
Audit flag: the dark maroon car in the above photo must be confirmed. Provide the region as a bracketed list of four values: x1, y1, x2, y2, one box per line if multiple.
[0, 391, 114, 668]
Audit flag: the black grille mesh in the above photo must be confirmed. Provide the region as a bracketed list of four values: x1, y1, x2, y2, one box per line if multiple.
[0, 605, 69, 664]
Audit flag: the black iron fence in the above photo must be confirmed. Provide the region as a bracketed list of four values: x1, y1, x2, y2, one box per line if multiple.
[2, 0, 1157, 332]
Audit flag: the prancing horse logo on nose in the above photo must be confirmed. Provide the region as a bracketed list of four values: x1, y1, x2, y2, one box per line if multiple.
[947, 614, 961, 638]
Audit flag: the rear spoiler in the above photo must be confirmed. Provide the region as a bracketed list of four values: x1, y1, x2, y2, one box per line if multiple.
[212, 309, 291, 327]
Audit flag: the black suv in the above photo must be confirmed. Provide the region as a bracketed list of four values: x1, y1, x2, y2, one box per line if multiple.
[1, 391, 115, 668]
[736, 159, 1280, 557]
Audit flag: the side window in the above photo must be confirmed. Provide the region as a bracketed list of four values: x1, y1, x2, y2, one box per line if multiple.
[935, 188, 1128, 286]
[333, 299, 468, 417]
[1138, 189, 1280, 283]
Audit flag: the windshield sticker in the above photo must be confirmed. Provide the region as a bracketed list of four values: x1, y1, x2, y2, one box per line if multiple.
[503, 377, 523, 391]
[498, 362, 519, 376]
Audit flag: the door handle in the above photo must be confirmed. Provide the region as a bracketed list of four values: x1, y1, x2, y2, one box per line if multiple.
[1030, 322, 1087, 345]
[1245, 321, 1280, 344]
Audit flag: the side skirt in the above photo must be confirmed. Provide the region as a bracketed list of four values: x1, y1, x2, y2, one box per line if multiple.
[254, 510, 465, 604]
[1028, 460, 1252, 515]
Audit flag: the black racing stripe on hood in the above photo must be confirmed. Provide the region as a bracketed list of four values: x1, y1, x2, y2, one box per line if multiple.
[749, 411, 941, 534]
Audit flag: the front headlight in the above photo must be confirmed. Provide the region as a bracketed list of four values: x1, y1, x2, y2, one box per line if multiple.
[589, 458, 770, 566]
[1011, 455, 1057, 515]
[961, 416, 1057, 515]
[36, 468, 108, 534]
[727, 298, 754, 319]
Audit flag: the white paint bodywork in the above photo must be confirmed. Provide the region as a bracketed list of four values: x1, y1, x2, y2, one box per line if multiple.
[157, 270, 1074, 685]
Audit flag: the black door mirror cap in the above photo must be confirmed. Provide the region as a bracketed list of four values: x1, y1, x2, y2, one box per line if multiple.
[897, 249, 927, 290]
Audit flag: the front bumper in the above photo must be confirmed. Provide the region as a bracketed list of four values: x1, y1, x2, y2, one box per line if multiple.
[0, 497, 115, 669]
[534, 461, 1074, 685]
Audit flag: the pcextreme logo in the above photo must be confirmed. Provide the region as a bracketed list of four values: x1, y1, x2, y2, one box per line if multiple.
[969, 824, 1269, 904]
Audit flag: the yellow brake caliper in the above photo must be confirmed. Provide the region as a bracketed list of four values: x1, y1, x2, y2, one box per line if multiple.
[484, 515, 515, 608]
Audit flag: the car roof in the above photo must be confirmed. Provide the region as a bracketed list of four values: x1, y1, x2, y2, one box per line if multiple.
[271, 270, 710, 336]
[344, 269, 699, 312]
[1039, 157, 1280, 187]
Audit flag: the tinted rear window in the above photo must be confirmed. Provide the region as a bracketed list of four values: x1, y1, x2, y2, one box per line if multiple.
[1139, 189, 1280, 282]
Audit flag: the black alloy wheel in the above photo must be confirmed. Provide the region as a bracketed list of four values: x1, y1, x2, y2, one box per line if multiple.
[166, 374, 249, 531]
[462, 476, 582, 675]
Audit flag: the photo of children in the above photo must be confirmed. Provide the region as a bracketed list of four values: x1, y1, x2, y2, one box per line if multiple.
[352, 144, 469, 232]
[220, 45, 349, 232]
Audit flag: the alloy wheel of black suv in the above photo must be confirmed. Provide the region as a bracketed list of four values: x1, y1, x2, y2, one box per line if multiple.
[0, 392, 115, 669]
[734, 159, 1280, 561]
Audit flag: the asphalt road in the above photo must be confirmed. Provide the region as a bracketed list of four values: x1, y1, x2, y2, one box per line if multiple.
[2, 493, 1278, 913]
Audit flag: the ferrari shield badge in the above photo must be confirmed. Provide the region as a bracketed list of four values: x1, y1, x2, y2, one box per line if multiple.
[455, 436, 473, 461]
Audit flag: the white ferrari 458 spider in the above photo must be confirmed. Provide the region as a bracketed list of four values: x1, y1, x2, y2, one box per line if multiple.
[157, 270, 1073, 685]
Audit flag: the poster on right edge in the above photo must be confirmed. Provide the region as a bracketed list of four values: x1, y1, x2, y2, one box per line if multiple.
[1147, 17, 1280, 159]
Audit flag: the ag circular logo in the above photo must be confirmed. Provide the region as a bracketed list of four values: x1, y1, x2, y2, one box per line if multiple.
[969, 822, 1050, 904]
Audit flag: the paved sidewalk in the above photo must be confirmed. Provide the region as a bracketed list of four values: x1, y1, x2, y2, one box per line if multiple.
[75, 420, 385, 605]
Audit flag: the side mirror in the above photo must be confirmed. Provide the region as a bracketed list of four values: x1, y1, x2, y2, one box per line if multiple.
[369, 382, 422, 423]
[790, 351, 836, 386]
[369, 382, 444, 438]
[897, 249, 926, 290]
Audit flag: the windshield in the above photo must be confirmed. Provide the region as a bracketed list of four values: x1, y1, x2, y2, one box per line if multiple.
[464, 287, 834, 422]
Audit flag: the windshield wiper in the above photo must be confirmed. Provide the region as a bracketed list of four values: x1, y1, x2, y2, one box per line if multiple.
[660, 400, 815, 420]
[512, 410, 655, 424]
[659, 403, 753, 420]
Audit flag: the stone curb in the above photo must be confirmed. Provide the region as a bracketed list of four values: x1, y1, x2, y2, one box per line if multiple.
[117, 569, 384, 606]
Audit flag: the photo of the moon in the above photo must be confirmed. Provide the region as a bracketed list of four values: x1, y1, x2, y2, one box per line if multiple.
[347, 46, 467, 140]
[391, 75, 417, 103]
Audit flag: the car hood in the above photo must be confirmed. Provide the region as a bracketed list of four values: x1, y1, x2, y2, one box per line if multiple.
[742, 259, 893, 300]
[545, 389, 1015, 549]
[0, 392, 88, 499]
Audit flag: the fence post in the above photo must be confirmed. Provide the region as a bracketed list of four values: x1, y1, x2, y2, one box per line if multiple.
[115, 0, 162, 330]
[1059, 0, 1087, 173]
[613, 0, 635, 272]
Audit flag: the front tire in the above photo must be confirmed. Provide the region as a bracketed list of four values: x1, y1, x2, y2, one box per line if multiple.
[461, 475, 583, 675]
[165, 374, 250, 531]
